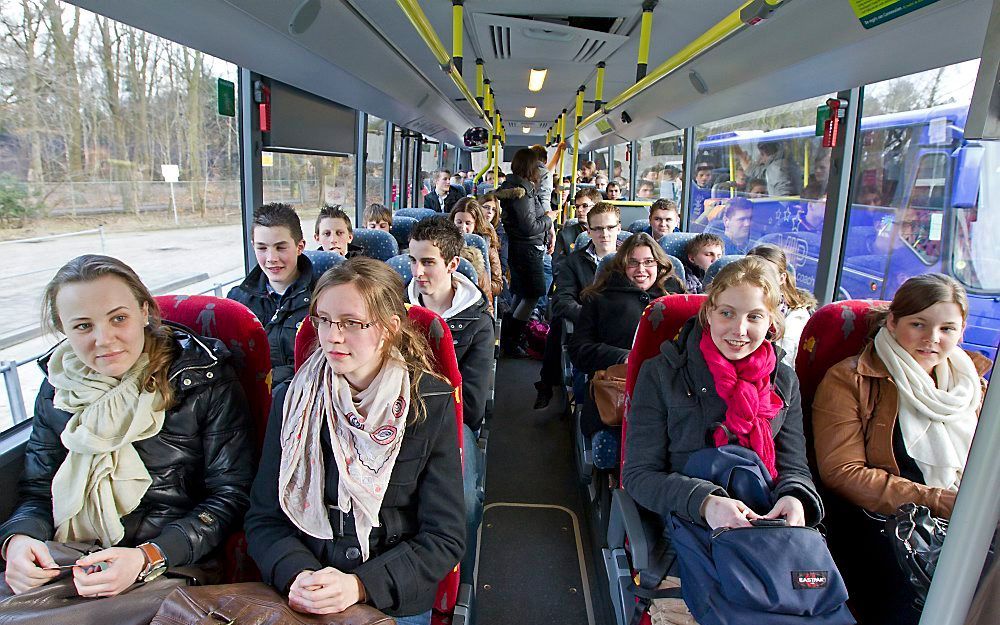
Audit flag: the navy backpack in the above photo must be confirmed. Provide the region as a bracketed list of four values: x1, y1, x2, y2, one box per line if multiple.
[668, 446, 855, 625]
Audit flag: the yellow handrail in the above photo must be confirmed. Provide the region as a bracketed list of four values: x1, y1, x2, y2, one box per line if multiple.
[396, 0, 492, 130]
[608, 200, 654, 207]
[578, 0, 784, 132]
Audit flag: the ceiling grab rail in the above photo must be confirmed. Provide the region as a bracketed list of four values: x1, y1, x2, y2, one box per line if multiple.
[577, 0, 785, 133]
[395, 0, 492, 131]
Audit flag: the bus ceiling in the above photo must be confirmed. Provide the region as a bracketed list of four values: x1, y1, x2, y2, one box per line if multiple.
[63, 1, 994, 151]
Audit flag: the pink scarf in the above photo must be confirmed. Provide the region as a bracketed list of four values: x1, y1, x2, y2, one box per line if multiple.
[698, 326, 783, 479]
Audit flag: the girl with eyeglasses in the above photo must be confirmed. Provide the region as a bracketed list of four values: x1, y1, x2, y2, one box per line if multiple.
[569, 233, 685, 471]
[245, 258, 464, 625]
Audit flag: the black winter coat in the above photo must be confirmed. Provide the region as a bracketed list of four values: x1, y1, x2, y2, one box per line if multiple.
[553, 221, 586, 264]
[424, 186, 466, 213]
[552, 246, 597, 325]
[621, 318, 823, 528]
[496, 175, 550, 245]
[245, 375, 465, 618]
[227, 254, 316, 387]
[0, 325, 254, 567]
[570, 271, 678, 437]
[407, 287, 494, 432]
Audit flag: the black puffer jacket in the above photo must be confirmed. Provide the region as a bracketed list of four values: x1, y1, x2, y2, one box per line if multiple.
[552, 245, 597, 324]
[570, 271, 677, 437]
[0, 324, 254, 567]
[622, 318, 823, 527]
[246, 375, 465, 618]
[496, 175, 550, 245]
[227, 254, 315, 387]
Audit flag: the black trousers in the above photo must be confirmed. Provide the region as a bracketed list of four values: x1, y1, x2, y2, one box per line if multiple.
[507, 240, 547, 299]
[539, 316, 564, 387]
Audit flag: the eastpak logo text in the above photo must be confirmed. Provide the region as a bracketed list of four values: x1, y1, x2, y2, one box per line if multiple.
[792, 570, 829, 589]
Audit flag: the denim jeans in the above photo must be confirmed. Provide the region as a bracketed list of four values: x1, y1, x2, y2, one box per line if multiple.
[461, 424, 482, 526]
[535, 252, 554, 315]
[393, 610, 432, 625]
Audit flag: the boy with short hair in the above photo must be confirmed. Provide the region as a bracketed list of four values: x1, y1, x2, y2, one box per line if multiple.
[424, 169, 465, 212]
[554, 187, 602, 260]
[691, 163, 715, 221]
[648, 198, 680, 239]
[407, 217, 494, 435]
[407, 217, 494, 533]
[228, 202, 315, 386]
[681, 232, 724, 294]
[315, 204, 362, 257]
[363, 203, 393, 232]
[605, 181, 622, 200]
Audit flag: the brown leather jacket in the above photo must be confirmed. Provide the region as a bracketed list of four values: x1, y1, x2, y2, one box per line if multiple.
[812, 343, 990, 518]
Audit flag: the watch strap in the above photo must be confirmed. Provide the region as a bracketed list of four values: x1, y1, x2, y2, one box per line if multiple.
[136, 542, 166, 581]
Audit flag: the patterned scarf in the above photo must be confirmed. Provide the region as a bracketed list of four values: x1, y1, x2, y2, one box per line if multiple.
[279, 347, 410, 561]
[698, 327, 783, 479]
[46, 342, 165, 547]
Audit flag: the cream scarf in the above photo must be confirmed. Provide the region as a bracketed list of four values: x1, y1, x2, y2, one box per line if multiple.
[279, 347, 410, 561]
[46, 341, 165, 547]
[874, 327, 981, 490]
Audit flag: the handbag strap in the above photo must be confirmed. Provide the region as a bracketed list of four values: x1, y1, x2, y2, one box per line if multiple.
[627, 536, 681, 625]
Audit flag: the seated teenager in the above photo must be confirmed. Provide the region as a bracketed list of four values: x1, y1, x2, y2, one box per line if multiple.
[648, 199, 680, 240]
[690, 163, 714, 222]
[680, 233, 724, 294]
[363, 203, 392, 232]
[570, 233, 684, 468]
[812, 274, 989, 625]
[720, 197, 753, 253]
[478, 192, 508, 278]
[533, 202, 622, 409]
[553, 188, 600, 262]
[450, 197, 502, 303]
[747, 244, 817, 369]
[605, 181, 622, 201]
[315, 204, 364, 257]
[228, 202, 315, 386]
[1, 255, 252, 610]
[424, 169, 465, 213]
[623, 255, 822, 533]
[245, 258, 465, 625]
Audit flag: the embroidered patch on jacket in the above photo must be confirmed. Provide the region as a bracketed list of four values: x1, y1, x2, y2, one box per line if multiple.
[792, 571, 829, 589]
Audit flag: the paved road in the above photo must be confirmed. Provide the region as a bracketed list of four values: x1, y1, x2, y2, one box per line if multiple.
[0, 223, 246, 337]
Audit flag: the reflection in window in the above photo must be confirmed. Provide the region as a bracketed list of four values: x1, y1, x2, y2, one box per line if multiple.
[262, 151, 357, 226]
[636, 130, 685, 206]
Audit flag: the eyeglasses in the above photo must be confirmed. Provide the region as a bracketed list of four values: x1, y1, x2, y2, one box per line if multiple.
[574, 202, 595, 210]
[626, 259, 658, 269]
[589, 223, 620, 234]
[309, 316, 374, 334]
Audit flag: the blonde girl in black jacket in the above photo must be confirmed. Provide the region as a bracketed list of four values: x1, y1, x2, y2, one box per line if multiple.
[245, 258, 464, 625]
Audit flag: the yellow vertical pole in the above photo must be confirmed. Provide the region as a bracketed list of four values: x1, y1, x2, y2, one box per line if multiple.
[475, 59, 484, 108]
[728, 145, 736, 198]
[571, 86, 584, 205]
[483, 80, 492, 118]
[557, 110, 567, 199]
[451, 1, 464, 75]
[636, 4, 654, 82]
[492, 109, 499, 189]
[803, 141, 810, 190]
[594, 62, 606, 112]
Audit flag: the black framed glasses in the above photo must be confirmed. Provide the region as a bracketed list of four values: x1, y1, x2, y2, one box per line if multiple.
[309, 316, 375, 333]
[626, 259, 658, 269]
[589, 223, 620, 233]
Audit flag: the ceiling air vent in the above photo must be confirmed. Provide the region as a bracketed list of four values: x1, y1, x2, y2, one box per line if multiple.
[489, 24, 512, 59]
[472, 13, 628, 65]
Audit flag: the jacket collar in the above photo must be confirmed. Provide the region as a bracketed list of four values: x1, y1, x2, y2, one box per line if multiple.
[857, 339, 993, 378]
[239, 253, 314, 299]
[36, 321, 226, 388]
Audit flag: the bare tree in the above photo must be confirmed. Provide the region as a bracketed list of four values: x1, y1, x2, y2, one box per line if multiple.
[44, 0, 83, 180]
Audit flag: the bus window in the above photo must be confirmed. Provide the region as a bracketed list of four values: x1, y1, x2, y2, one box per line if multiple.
[262, 152, 357, 215]
[613, 142, 631, 199]
[636, 130, 685, 206]
[689, 95, 834, 273]
[366, 116, 387, 206]
[954, 141, 1000, 292]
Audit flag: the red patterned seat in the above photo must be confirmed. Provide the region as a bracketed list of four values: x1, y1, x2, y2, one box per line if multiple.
[622, 294, 707, 467]
[295, 304, 466, 622]
[155, 294, 273, 583]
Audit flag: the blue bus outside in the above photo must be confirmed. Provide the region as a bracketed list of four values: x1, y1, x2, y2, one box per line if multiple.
[691, 104, 1000, 362]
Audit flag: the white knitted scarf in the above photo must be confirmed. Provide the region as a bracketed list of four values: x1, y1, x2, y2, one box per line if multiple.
[278, 347, 410, 561]
[46, 342, 165, 547]
[873, 327, 981, 490]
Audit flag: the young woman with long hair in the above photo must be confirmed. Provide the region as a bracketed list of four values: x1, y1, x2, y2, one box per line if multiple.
[570, 233, 684, 468]
[0, 255, 252, 618]
[451, 197, 503, 300]
[747, 244, 817, 368]
[812, 273, 990, 625]
[245, 258, 464, 625]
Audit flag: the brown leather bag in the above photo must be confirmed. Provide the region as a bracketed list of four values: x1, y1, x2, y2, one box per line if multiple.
[591, 363, 628, 426]
[150, 582, 395, 625]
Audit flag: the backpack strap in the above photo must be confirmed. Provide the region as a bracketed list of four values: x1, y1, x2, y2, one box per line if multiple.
[627, 535, 682, 625]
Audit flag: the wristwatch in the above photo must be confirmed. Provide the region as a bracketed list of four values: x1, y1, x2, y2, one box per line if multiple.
[136, 542, 167, 583]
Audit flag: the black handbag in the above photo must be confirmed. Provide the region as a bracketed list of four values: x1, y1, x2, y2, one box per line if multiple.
[883, 502, 947, 604]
